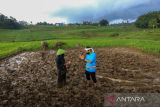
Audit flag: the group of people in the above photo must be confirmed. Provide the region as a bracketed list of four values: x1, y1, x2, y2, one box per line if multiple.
[55, 47, 97, 88]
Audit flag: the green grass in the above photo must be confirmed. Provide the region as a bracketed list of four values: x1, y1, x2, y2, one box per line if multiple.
[0, 38, 160, 59]
[0, 25, 160, 59]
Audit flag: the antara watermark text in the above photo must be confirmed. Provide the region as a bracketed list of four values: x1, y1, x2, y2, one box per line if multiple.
[116, 96, 145, 103]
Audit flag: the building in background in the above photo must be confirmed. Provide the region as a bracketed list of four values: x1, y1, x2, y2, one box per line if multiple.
[55, 23, 64, 26]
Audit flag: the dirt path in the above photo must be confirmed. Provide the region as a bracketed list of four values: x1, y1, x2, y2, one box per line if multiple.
[0, 48, 160, 107]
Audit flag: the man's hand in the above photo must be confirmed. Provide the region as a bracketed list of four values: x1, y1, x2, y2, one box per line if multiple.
[79, 55, 85, 60]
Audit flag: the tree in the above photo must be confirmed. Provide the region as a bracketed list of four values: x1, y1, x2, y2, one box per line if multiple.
[99, 19, 109, 26]
[135, 11, 160, 28]
[148, 18, 157, 29]
[157, 17, 160, 27]
[0, 13, 24, 29]
[83, 21, 92, 25]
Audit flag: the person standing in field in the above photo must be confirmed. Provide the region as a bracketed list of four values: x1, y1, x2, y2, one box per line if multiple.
[80, 47, 97, 85]
[55, 49, 69, 88]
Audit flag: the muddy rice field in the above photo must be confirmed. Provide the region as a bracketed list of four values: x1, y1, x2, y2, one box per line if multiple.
[0, 48, 160, 107]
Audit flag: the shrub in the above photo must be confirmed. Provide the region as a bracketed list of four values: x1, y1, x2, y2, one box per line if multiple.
[54, 41, 67, 49]
[110, 33, 120, 37]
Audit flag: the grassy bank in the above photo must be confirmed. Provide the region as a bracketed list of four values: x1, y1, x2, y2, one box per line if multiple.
[0, 25, 160, 59]
[0, 38, 160, 59]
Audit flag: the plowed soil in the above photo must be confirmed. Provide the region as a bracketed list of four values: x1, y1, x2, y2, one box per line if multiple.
[0, 48, 160, 107]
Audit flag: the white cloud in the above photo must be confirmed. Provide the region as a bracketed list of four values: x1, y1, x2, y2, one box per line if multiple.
[110, 19, 136, 24]
[0, 0, 159, 23]
[0, 0, 95, 23]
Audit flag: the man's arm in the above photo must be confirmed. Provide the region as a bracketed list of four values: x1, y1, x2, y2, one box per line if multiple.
[85, 54, 96, 63]
[84, 59, 91, 63]
[79, 55, 91, 62]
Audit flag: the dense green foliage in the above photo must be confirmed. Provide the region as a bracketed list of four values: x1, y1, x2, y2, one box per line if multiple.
[99, 19, 109, 26]
[135, 11, 160, 28]
[0, 14, 24, 29]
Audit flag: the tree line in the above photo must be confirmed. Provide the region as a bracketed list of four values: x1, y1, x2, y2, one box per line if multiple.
[69, 19, 109, 26]
[2, 11, 160, 29]
[0, 13, 110, 29]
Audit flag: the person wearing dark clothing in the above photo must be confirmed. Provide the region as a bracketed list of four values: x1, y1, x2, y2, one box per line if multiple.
[55, 49, 67, 88]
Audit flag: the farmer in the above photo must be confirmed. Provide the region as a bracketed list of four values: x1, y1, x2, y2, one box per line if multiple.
[55, 49, 68, 88]
[80, 47, 97, 84]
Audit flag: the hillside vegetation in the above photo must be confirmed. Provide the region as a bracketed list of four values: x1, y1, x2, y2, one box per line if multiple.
[135, 11, 160, 28]
[0, 25, 160, 59]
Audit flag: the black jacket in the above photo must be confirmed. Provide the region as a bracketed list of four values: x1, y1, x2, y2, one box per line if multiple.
[55, 54, 66, 71]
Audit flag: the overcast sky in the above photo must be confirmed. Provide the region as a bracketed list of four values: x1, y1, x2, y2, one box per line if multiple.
[0, 0, 160, 24]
